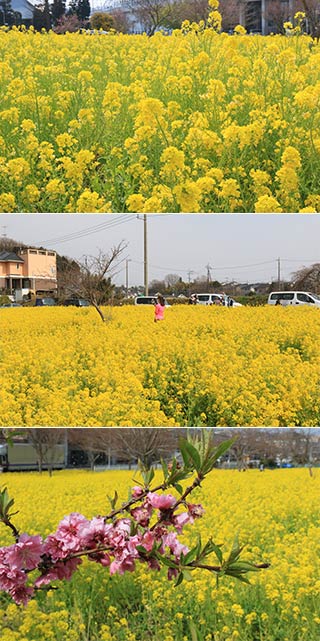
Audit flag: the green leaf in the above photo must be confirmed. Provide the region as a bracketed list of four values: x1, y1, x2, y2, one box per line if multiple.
[161, 458, 169, 480]
[147, 468, 155, 485]
[182, 569, 193, 582]
[175, 572, 184, 587]
[184, 546, 199, 565]
[158, 556, 179, 569]
[0, 488, 14, 518]
[227, 534, 244, 564]
[210, 542, 223, 564]
[228, 561, 259, 573]
[226, 571, 251, 585]
[107, 490, 118, 510]
[179, 438, 193, 468]
[174, 483, 183, 495]
[203, 438, 236, 473]
[184, 441, 201, 471]
[136, 545, 147, 555]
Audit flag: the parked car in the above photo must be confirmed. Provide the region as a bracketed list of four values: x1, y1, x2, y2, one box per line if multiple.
[196, 293, 242, 307]
[0, 303, 22, 308]
[63, 298, 90, 307]
[134, 296, 171, 307]
[268, 291, 320, 307]
[35, 297, 57, 306]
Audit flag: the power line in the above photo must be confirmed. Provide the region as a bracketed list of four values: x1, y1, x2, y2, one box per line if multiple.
[130, 258, 276, 274]
[31, 216, 135, 247]
[30, 213, 170, 248]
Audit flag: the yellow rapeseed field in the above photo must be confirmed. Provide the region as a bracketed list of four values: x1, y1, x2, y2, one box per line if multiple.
[1, 305, 320, 426]
[0, 27, 320, 212]
[0, 468, 319, 640]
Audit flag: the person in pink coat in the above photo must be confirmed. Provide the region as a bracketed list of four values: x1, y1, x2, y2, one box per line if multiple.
[154, 294, 165, 322]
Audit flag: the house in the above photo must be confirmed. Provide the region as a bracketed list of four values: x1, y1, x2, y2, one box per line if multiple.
[1, 0, 35, 24]
[92, 0, 144, 32]
[0, 247, 57, 299]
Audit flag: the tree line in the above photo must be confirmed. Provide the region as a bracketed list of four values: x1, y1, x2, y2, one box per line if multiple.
[1, 428, 319, 476]
[1, 0, 320, 37]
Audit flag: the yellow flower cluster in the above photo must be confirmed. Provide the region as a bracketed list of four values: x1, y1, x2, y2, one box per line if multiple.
[0, 27, 319, 212]
[0, 468, 319, 641]
[1, 305, 320, 426]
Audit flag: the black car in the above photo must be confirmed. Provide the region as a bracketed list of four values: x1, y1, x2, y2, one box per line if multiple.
[63, 298, 90, 307]
[35, 297, 57, 306]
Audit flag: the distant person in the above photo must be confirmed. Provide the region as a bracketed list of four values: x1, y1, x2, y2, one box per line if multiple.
[189, 294, 197, 305]
[275, 299, 281, 306]
[154, 294, 165, 322]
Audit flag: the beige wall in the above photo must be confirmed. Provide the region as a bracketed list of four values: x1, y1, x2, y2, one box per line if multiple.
[0, 261, 24, 277]
[19, 249, 57, 281]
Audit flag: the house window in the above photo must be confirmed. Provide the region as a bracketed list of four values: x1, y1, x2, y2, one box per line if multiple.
[39, 251, 46, 255]
[29, 250, 37, 254]
[48, 252, 55, 256]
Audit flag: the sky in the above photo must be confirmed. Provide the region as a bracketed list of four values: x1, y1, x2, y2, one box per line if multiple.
[0, 213, 319, 286]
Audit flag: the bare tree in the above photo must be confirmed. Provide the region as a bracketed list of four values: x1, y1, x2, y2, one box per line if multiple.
[127, 0, 175, 34]
[219, 0, 244, 31]
[265, 0, 291, 33]
[291, 263, 320, 294]
[59, 243, 126, 322]
[68, 429, 116, 470]
[25, 429, 66, 476]
[299, 0, 320, 39]
[159, 0, 209, 28]
[110, 8, 131, 32]
[111, 428, 181, 469]
[165, 273, 181, 289]
[282, 429, 320, 475]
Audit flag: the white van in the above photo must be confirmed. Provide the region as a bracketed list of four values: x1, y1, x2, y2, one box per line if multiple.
[196, 293, 242, 307]
[268, 291, 320, 307]
[134, 296, 171, 307]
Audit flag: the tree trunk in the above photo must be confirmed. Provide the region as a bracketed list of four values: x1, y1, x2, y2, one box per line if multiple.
[92, 302, 105, 322]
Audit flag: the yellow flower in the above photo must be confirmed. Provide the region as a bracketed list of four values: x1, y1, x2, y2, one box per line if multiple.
[0, 192, 16, 212]
[76, 189, 108, 213]
[7, 157, 31, 183]
[24, 184, 40, 203]
[126, 193, 145, 212]
[173, 180, 201, 212]
[45, 179, 66, 198]
[255, 195, 282, 213]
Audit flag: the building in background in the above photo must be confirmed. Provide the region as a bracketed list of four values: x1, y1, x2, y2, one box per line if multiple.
[0, 247, 57, 300]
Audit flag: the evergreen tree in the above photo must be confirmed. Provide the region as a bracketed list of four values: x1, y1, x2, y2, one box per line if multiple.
[33, 0, 52, 30]
[51, 0, 66, 24]
[68, 0, 90, 21]
[0, 0, 16, 26]
[77, 0, 90, 21]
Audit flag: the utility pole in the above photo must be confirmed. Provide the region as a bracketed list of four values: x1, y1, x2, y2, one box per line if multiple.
[125, 259, 131, 297]
[137, 215, 148, 296]
[206, 263, 213, 286]
[144, 215, 148, 296]
[187, 270, 195, 296]
[277, 257, 281, 290]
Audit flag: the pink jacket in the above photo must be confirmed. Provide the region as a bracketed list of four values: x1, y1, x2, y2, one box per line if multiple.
[154, 303, 165, 320]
